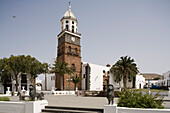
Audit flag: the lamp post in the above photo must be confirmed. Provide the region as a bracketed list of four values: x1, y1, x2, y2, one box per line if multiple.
[147, 79, 150, 93]
[148, 78, 154, 93]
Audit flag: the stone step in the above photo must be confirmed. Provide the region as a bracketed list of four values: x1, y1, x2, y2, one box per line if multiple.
[45, 106, 103, 112]
[41, 106, 103, 113]
[42, 108, 101, 113]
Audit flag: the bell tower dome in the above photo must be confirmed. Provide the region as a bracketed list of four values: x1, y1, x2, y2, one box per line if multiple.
[60, 2, 78, 33]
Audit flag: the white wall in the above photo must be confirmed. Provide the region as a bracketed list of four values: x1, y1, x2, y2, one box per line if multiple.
[104, 105, 170, 113]
[82, 62, 110, 91]
[136, 74, 145, 89]
[0, 100, 48, 113]
[117, 107, 170, 113]
[41, 58, 56, 91]
[163, 71, 170, 87]
[47, 73, 55, 91]
[81, 62, 136, 91]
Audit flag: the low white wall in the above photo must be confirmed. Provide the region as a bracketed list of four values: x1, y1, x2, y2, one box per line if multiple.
[117, 107, 170, 113]
[0, 101, 25, 113]
[104, 105, 117, 113]
[0, 100, 48, 113]
[104, 105, 170, 113]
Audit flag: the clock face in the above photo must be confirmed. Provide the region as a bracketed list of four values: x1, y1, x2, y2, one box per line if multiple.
[71, 37, 75, 42]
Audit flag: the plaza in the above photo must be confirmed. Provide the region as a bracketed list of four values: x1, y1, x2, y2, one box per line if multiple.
[8, 94, 170, 109]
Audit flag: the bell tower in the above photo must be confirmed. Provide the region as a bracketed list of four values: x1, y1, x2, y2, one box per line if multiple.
[56, 3, 82, 90]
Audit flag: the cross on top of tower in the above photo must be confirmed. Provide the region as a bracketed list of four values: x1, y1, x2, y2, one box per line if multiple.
[69, 1, 71, 11]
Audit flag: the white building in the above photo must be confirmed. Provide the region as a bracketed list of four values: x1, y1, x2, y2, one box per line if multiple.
[81, 62, 135, 91]
[42, 58, 56, 91]
[81, 62, 110, 91]
[136, 74, 145, 89]
[163, 70, 170, 87]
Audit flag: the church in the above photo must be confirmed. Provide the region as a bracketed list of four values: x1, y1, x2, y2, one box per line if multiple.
[54, 3, 136, 91]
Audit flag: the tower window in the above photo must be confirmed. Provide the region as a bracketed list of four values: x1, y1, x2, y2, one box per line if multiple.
[72, 26, 74, 33]
[68, 46, 71, 53]
[71, 64, 76, 71]
[72, 21, 74, 24]
[74, 48, 78, 55]
[66, 25, 69, 30]
[66, 20, 69, 23]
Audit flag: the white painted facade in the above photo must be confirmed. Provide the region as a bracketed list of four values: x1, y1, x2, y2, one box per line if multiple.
[163, 71, 170, 87]
[135, 74, 145, 89]
[46, 73, 55, 90]
[41, 58, 56, 91]
[81, 62, 136, 91]
[81, 62, 111, 91]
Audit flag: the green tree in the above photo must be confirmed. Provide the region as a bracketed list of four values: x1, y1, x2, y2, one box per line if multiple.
[8, 55, 25, 92]
[110, 56, 139, 89]
[0, 55, 46, 92]
[0, 58, 13, 84]
[29, 57, 44, 86]
[71, 75, 82, 90]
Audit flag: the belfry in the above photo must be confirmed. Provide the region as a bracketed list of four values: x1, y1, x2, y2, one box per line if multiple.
[56, 3, 82, 90]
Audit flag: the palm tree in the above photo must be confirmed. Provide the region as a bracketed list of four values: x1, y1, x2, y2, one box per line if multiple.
[71, 75, 82, 90]
[110, 56, 139, 89]
[50, 61, 72, 90]
[50, 61, 72, 75]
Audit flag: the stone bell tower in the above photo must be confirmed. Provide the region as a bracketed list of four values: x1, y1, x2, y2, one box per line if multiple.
[56, 3, 82, 90]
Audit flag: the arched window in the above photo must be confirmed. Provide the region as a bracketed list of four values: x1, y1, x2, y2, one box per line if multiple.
[72, 25, 74, 33]
[66, 25, 69, 30]
[74, 48, 78, 55]
[66, 20, 69, 23]
[72, 21, 74, 24]
[68, 46, 71, 53]
[71, 64, 76, 71]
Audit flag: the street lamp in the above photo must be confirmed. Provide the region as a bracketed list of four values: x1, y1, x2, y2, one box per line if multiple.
[148, 78, 154, 93]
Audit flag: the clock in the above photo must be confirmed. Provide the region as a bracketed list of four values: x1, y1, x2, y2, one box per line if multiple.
[71, 37, 75, 42]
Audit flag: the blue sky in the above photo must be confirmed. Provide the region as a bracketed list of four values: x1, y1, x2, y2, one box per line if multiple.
[0, 0, 170, 74]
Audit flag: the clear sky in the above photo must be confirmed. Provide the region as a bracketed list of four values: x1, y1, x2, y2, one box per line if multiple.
[0, 0, 170, 75]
